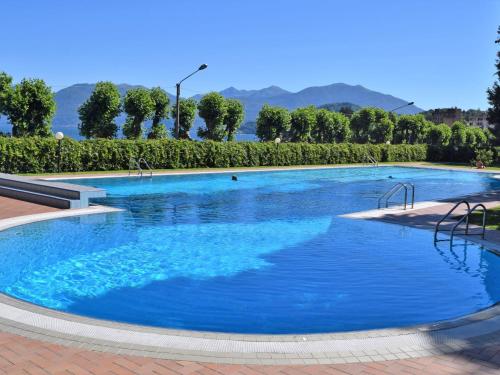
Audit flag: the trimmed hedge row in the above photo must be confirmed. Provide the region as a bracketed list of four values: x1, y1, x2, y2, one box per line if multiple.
[0, 137, 430, 174]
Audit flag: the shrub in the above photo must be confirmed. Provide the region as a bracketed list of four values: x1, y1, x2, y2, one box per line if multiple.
[474, 148, 494, 166]
[0, 137, 431, 174]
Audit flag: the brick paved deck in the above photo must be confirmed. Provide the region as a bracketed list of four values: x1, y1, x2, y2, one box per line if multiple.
[0, 195, 59, 220]
[0, 330, 498, 375]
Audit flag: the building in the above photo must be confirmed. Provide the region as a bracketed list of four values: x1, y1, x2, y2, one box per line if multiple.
[423, 108, 493, 129]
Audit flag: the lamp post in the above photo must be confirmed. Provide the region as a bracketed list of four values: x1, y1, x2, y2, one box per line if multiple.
[275, 137, 281, 164]
[55, 132, 64, 173]
[175, 64, 208, 139]
[389, 102, 414, 113]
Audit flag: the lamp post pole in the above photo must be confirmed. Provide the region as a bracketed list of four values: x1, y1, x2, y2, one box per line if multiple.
[174, 64, 208, 139]
[175, 83, 181, 139]
[55, 132, 64, 173]
[389, 102, 414, 113]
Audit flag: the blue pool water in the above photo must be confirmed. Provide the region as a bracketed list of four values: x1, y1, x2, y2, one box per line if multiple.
[1, 166, 500, 334]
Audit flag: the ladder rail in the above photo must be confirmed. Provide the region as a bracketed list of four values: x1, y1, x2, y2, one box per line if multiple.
[138, 158, 153, 178]
[365, 153, 378, 167]
[128, 157, 142, 177]
[378, 182, 415, 210]
[378, 183, 403, 208]
[450, 203, 487, 244]
[434, 200, 471, 243]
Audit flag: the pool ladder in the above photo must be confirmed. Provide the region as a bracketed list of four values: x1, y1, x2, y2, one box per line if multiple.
[378, 182, 415, 210]
[365, 153, 378, 167]
[434, 200, 487, 244]
[128, 157, 153, 178]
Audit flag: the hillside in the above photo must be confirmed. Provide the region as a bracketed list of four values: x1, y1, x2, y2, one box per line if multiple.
[0, 83, 423, 138]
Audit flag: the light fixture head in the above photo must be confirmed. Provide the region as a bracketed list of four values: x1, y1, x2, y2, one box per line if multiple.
[55, 132, 64, 140]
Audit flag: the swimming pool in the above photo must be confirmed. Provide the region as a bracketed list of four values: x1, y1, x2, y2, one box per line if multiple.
[0, 166, 499, 334]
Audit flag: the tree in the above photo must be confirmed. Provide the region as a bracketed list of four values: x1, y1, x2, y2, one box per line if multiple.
[224, 99, 244, 141]
[487, 26, 500, 141]
[0, 72, 12, 118]
[427, 123, 452, 146]
[370, 117, 394, 144]
[171, 98, 197, 139]
[350, 107, 394, 144]
[338, 106, 354, 118]
[312, 109, 350, 143]
[123, 88, 155, 139]
[393, 114, 429, 144]
[466, 126, 488, 148]
[147, 87, 169, 139]
[289, 106, 317, 142]
[256, 104, 291, 141]
[197, 92, 227, 141]
[6, 78, 55, 137]
[78, 82, 121, 139]
[147, 121, 169, 139]
[450, 121, 468, 147]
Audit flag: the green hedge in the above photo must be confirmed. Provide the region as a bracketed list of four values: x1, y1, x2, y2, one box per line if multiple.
[0, 137, 429, 174]
[427, 145, 492, 164]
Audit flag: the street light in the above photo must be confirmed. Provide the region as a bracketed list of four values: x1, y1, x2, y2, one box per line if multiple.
[175, 64, 208, 139]
[55, 132, 64, 173]
[389, 102, 414, 113]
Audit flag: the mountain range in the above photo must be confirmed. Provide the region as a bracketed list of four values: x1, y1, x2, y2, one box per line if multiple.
[0, 83, 423, 139]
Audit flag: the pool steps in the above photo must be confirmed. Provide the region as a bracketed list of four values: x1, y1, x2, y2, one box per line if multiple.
[434, 199, 487, 244]
[377, 182, 415, 210]
[0, 173, 105, 209]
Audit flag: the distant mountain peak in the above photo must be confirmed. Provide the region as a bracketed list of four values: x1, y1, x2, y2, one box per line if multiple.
[219, 85, 290, 99]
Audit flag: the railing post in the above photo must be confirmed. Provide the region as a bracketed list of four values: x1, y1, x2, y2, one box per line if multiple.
[411, 184, 415, 209]
[482, 209, 487, 239]
[404, 186, 408, 210]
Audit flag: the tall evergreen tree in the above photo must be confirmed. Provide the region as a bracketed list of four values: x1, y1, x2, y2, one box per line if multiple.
[123, 88, 155, 139]
[255, 104, 291, 141]
[223, 99, 244, 141]
[171, 98, 197, 139]
[147, 87, 169, 139]
[487, 26, 500, 141]
[7, 78, 55, 137]
[197, 92, 227, 141]
[78, 82, 121, 139]
[0, 72, 13, 119]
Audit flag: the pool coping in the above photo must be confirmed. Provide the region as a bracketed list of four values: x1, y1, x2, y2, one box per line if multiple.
[36, 162, 500, 181]
[0, 165, 499, 364]
[0, 290, 498, 365]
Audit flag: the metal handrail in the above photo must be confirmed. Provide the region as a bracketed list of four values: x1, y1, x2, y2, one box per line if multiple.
[377, 182, 415, 210]
[378, 183, 403, 208]
[128, 157, 142, 177]
[434, 200, 471, 243]
[365, 153, 378, 167]
[138, 158, 153, 178]
[450, 203, 487, 244]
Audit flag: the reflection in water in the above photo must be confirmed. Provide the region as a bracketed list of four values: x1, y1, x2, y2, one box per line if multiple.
[434, 239, 500, 297]
[0, 167, 499, 333]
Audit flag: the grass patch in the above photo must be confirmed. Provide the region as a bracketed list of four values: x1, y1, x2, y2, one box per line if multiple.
[468, 206, 500, 230]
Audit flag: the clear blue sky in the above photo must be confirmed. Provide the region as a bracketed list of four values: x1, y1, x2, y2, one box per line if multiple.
[2, 0, 499, 110]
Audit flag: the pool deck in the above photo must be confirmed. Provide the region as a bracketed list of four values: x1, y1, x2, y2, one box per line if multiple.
[343, 190, 500, 253]
[1, 164, 500, 373]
